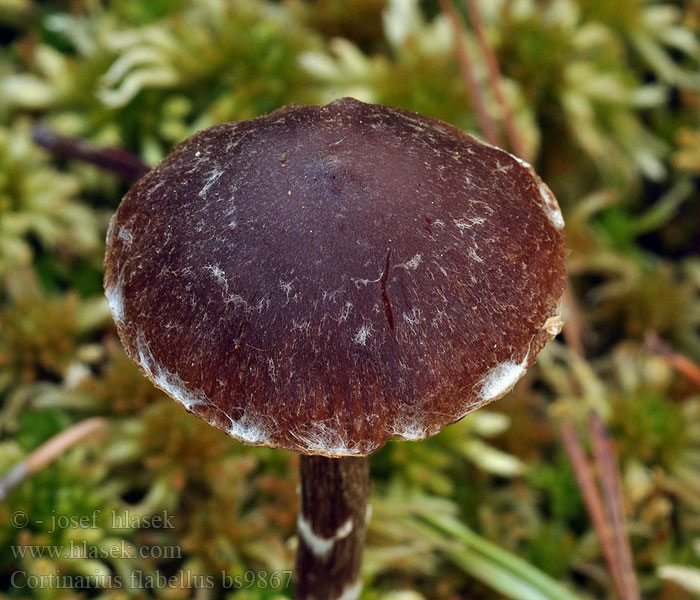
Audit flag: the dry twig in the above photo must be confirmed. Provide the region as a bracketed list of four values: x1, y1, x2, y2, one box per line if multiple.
[0, 417, 106, 502]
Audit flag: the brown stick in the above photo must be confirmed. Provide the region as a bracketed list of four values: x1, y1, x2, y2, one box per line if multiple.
[0, 417, 106, 502]
[295, 455, 370, 600]
[32, 125, 150, 183]
[589, 413, 641, 600]
[560, 423, 627, 597]
[464, 0, 526, 158]
[438, 0, 500, 147]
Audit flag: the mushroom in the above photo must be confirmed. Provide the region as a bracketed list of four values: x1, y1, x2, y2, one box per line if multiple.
[104, 98, 566, 599]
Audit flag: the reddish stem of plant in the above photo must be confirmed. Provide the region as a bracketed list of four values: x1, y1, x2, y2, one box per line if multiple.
[464, 0, 526, 158]
[32, 125, 150, 183]
[438, 0, 500, 147]
[562, 283, 587, 357]
[645, 330, 700, 390]
[560, 423, 628, 597]
[589, 413, 641, 600]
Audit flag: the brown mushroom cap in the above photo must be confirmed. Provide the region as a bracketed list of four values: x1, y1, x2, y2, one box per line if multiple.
[104, 98, 566, 457]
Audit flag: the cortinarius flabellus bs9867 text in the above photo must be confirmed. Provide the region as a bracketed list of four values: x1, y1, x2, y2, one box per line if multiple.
[105, 98, 566, 600]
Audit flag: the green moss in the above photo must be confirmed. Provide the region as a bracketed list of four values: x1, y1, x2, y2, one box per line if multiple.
[1, 0, 700, 598]
[615, 391, 687, 466]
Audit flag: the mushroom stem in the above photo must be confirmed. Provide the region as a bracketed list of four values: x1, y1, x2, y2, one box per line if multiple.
[295, 455, 370, 600]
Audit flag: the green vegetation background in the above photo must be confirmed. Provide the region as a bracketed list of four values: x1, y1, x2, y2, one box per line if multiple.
[1, 0, 700, 598]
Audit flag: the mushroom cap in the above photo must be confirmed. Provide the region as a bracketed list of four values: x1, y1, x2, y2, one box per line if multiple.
[104, 98, 566, 457]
